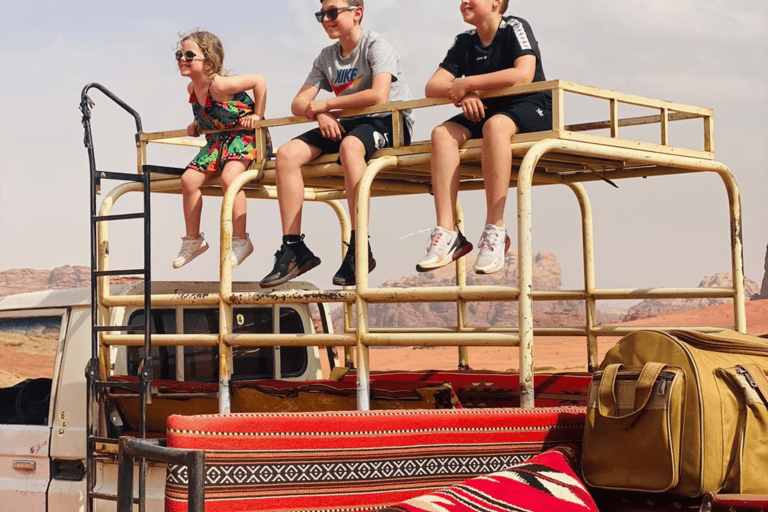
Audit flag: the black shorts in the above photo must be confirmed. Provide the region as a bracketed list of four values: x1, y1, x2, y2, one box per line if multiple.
[295, 114, 411, 162]
[447, 98, 552, 139]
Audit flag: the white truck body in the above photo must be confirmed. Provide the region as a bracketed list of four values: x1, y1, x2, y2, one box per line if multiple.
[0, 283, 324, 511]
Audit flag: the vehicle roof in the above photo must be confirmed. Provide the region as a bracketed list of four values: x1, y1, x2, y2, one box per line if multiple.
[0, 287, 96, 310]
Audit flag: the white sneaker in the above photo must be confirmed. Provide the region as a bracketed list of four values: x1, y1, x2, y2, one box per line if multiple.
[173, 234, 209, 269]
[474, 224, 511, 274]
[416, 226, 473, 272]
[231, 234, 254, 268]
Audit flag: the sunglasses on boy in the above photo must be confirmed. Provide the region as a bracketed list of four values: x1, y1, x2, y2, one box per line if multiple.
[175, 50, 205, 62]
[314, 6, 357, 22]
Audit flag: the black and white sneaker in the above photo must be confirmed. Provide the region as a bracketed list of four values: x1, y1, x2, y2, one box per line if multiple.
[260, 242, 321, 288]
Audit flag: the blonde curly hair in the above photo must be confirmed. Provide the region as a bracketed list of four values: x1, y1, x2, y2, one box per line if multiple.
[177, 29, 227, 78]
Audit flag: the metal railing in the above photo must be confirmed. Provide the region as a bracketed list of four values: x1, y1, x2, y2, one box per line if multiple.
[93, 80, 744, 413]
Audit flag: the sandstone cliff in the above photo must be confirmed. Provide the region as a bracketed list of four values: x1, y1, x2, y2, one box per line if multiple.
[623, 272, 760, 322]
[0, 266, 140, 298]
[334, 251, 624, 332]
[0, 266, 91, 297]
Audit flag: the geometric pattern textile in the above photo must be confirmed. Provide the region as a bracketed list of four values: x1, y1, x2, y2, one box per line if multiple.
[165, 407, 586, 512]
[381, 445, 599, 512]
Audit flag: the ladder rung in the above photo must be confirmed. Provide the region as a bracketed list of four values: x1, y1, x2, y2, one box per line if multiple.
[143, 164, 185, 176]
[94, 212, 145, 222]
[88, 492, 120, 503]
[94, 170, 144, 183]
[93, 269, 146, 277]
[93, 325, 143, 333]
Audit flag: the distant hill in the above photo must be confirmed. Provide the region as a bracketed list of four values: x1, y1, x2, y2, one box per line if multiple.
[623, 272, 760, 321]
[0, 266, 91, 297]
[0, 265, 139, 298]
[1, 262, 758, 330]
[332, 251, 759, 331]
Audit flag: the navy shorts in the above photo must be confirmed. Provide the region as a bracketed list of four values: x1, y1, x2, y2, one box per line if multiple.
[295, 114, 411, 162]
[447, 99, 552, 139]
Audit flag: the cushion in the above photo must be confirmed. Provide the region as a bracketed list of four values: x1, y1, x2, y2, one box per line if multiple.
[165, 408, 586, 512]
[381, 445, 598, 512]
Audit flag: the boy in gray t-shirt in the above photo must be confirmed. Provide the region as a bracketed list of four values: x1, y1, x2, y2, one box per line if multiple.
[261, 0, 414, 288]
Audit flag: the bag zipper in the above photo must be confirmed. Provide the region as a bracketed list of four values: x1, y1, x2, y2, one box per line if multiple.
[736, 365, 768, 404]
[593, 369, 677, 396]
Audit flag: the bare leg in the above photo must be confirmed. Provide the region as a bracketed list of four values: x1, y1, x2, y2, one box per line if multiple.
[481, 115, 519, 227]
[219, 159, 250, 239]
[274, 140, 322, 235]
[338, 136, 368, 227]
[181, 168, 210, 237]
[430, 122, 471, 230]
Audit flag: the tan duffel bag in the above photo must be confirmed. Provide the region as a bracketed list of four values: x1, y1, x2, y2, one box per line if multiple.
[581, 329, 768, 497]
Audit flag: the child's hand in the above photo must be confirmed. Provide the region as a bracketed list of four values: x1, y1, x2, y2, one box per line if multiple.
[187, 122, 200, 137]
[239, 114, 261, 130]
[317, 113, 345, 141]
[448, 77, 473, 105]
[305, 99, 330, 120]
[459, 93, 486, 122]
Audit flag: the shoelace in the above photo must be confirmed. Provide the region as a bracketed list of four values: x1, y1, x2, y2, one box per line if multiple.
[180, 239, 199, 254]
[427, 229, 444, 250]
[478, 231, 500, 251]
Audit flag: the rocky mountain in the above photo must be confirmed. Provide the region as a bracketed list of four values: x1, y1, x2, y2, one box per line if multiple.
[759, 244, 768, 299]
[2, 262, 758, 331]
[0, 266, 92, 297]
[333, 252, 760, 331]
[0, 266, 140, 298]
[623, 272, 760, 322]
[335, 251, 624, 332]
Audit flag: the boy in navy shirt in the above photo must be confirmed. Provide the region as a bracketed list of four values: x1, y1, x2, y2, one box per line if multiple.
[417, 0, 551, 274]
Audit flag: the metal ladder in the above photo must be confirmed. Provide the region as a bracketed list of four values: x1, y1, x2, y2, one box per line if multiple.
[80, 83, 153, 512]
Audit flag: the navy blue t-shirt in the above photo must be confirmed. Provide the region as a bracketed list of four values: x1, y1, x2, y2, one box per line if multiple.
[439, 16, 550, 110]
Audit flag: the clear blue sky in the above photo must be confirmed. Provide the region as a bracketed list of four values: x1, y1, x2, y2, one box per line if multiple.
[1, 0, 766, 308]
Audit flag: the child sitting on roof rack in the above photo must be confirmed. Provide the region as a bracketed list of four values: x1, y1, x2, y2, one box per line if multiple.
[416, 0, 551, 275]
[259, 0, 415, 288]
[172, 29, 272, 270]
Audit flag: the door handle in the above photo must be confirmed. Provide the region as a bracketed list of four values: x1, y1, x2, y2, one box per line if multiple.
[13, 460, 36, 471]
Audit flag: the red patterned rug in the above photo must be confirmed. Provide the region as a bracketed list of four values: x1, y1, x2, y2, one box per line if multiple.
[165, 407, 586, 511]
[381, 445, 598, 512]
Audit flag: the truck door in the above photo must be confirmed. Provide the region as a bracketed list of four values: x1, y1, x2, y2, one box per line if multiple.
[0, 312, 63, 512]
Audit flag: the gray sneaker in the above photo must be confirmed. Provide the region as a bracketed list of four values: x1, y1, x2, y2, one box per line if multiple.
[173, 234, 209, 269]
[474, 224, 511, 274]
[231, 234, 254, 268]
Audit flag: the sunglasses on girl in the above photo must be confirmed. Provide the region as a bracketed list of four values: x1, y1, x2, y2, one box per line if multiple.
[175, 50, 204, 62]
[314, 6, 356, 22]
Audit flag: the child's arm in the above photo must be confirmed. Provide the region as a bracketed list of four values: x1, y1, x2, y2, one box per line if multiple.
[211, 74, 268, 129]
[210, 74, 267, 112]
[424, 67, 456, 99]
[186, 82, 200, 136]
[291, 84, 344, 142]
[425, 66, 485, 121]
[291, 84, 321, 117]
[447, 55, 537, 104]
[304, 73, 392, 119]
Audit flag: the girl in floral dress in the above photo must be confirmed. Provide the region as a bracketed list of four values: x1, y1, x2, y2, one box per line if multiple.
[173, 30, 271, 269]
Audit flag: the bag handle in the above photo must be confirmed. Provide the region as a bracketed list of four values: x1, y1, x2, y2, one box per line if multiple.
[598, 362, 667, 430]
